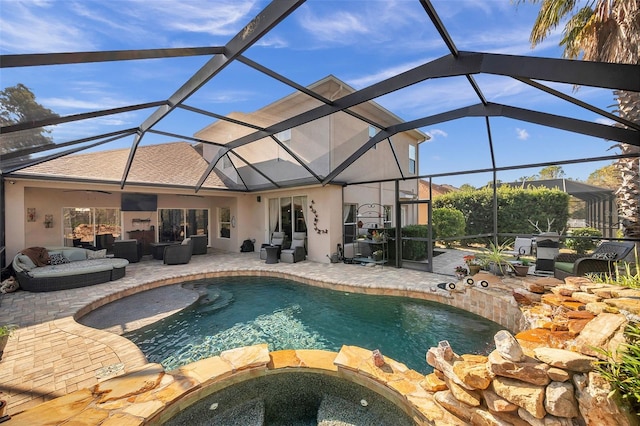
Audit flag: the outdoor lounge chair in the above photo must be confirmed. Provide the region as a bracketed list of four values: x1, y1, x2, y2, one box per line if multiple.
[164, 238, 193, 265]
[553, 241, 635, 279]
[503, 237, 533, 259]
[189, 234, 208, 255]
[113, 239, 141, 263]
[281, 232, 306, 263]
[260, 232, 285, 260]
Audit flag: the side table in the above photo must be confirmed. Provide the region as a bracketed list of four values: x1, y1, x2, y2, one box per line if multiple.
[264, 246, 279, 264]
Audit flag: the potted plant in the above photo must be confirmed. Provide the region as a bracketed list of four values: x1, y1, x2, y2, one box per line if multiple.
[511, 259, 531, 277]
[0, 324, 17, 361]
[372, 250, 383, 261]
[479, 240, 512, 276]
[463, 255, 482, 275]
[454, 265, 468, 280]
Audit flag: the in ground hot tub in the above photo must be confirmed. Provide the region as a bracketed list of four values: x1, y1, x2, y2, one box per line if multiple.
[164, 372, 414, 425]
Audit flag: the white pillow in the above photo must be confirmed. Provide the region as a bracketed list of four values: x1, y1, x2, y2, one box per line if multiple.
[181, 238, 191, 246]
[87, 249, 107, 259]
[16, 255, 36, 271]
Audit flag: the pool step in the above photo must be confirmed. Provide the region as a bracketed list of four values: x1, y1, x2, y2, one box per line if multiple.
[198, 288, 235, 313]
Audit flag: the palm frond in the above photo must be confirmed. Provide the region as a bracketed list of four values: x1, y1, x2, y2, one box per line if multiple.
[530, 0, 579, 46]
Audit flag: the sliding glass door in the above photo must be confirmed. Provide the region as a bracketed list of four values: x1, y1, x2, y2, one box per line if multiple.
[158, 208, 208, 242]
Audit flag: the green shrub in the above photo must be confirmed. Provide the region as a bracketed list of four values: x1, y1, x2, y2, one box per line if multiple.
[566, 227, 602, 254]
[433, 186, 569, 244]
[400, 224, 430, 260]
[594, 322, 640, 417]
[432, 207, 465, 248]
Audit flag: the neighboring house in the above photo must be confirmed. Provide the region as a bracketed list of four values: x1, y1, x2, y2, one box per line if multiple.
[417, 180, 457, 224]
[3, 76, 427, 265]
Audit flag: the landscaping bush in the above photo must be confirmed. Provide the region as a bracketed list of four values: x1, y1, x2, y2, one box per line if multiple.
[432, 208, 465, 248]
[565, 227, 602, 254]
[433, 186, 569, 244]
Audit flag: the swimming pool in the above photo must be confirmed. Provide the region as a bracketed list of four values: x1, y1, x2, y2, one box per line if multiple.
[124, 276, 502, 373]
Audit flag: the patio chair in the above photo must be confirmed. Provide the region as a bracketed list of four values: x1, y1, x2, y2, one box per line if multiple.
[164, 238, 193, 265]
[281, 232, 306, 263]
[503, 237, 533, 259]
[189, 234, 208, 255]
[113, 239, 141, 263]
[260, 232, 285, 260]
[553, 241, 635, 279]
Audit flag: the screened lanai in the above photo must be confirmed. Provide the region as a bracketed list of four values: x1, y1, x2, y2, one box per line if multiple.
[1, 0, 639, 267]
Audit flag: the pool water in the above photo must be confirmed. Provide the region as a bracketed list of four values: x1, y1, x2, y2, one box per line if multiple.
[124, 276, 502, 373]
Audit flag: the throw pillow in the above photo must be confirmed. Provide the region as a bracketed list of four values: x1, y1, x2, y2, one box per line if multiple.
[16, 254, 36, 271]
[49, 253, 70, 265]
[87, 249, 107, 259]
[591, 252, 617, 260]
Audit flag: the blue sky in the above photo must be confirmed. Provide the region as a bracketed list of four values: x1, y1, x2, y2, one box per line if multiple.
[0, 0, 620, 187]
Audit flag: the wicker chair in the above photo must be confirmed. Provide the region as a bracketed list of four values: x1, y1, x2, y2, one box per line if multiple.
[554, 241, 635, 279]
[281, 232, 306, 263]
[113, 239, 141, 263]
[164, 238, 193, 265]
[189, 234, 208, 255]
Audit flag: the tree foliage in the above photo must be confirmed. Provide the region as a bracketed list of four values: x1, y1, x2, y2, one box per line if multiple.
[0, 83, 58, 155]
[587, 163, 621, 189]
[539, 165, 566, 179]
[519, 0, 640, 237]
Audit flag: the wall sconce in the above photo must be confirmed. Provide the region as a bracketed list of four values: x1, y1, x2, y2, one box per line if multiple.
[231, 216, 236, 228]
[44, 214, 54, 228]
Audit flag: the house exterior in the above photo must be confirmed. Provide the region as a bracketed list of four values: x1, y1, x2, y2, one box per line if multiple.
[3, 76, 426, 266]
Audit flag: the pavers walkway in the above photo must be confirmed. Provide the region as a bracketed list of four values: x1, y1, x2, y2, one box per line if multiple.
[0, 248, 486, 415]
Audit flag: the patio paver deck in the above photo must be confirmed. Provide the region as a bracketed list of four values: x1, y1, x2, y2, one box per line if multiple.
[0, 249, 522, 416]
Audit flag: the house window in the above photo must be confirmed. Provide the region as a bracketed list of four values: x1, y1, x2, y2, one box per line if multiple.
[219, 207, 231, 239]
[268, 196, 307, 243]
[343, 204, 357, 242]
[409, 144, 416, 174]
[368, 126, 377, 149]
[276, 129, 291, 147]
[222, 155, 232, 169]
[383, 205, 392, 227]
[159, 208, 209, 242]
[63, 207, 121, 248]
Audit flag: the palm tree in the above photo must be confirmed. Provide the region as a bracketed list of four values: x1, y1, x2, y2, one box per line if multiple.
[521, 0, 639, 240]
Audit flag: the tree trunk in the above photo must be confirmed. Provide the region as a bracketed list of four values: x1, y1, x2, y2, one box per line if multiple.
[614, 90, 640, 243]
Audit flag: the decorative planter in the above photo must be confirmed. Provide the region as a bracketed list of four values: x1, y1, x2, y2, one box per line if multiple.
[468, 265, 481, 275]
[512, 265, 530, 277]
[489, 262, 507, 276]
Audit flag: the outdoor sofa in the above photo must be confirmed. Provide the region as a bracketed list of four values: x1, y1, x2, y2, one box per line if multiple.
[12, 246, 129, 292]
[553, 241, 635, 280]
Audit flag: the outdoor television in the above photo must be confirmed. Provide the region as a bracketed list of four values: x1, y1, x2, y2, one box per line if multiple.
[121, 193, 157, 211]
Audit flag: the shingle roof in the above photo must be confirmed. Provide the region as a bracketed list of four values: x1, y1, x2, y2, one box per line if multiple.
[17, 142, 226, 189]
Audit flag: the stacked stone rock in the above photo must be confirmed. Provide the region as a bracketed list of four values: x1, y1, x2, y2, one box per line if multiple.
[421, 274, 640, 426]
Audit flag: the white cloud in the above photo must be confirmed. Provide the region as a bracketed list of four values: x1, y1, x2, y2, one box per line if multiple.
[516, 128, 530, 140]
[426, 129, 448, 140]
[0, 2, 95, 53]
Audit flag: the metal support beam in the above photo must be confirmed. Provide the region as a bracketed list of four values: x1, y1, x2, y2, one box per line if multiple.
[0, 47, 225, 68]
[1, 101, 167, 134]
